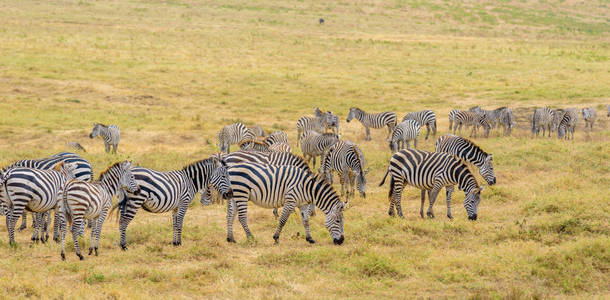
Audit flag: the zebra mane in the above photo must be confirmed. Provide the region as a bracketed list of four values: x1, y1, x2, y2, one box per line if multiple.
[96, 123, 108, 127]
[459, 136, 489, 157]
[239, 139, 266, 147]
[351, 144, 364, 174]
[321, 132, 339, 138]
[182, 156, 220, 171]
[98, 161, 122, 180]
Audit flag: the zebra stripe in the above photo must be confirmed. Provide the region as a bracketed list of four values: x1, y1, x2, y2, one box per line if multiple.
[90, 123, 120, 153]
[379, 149, 484, 220]
[402, 110, 437, 140]
[268, 142, 291, 153]
[218, 123, 255, 153]
[497, 107, 515, 136]
[226, 163, 346, 245]
[346, 107, 397, 141]
[115, 156, 232, 249]
[388, 120, 420, 152]
[531, 107, 555, 137]
[1, 162, 78, 245]
[448, 109, 459, 131]
[320, 140, 367, 201]
[453, 110, 490, 138]
[247, 126, 266, 137]
[239, 138, 271, 152]
[558, 109, 579, 140]
[317, 108, 340, 135]
[296, 109, 333, 146]
[59, 161, 140, 260]
[300, 131, 339, 168]
[582, 107, 596, 131]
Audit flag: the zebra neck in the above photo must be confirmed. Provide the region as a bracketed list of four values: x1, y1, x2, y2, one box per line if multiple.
[99, 170, 121, 196]
[306, 177, 338, 214]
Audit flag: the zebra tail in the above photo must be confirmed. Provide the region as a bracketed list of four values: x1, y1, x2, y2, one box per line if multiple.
[378, 167, 390, 187]
[62, 186, 73, 228]
[433, 119, 437, 135]
[531, 108, 536, 133]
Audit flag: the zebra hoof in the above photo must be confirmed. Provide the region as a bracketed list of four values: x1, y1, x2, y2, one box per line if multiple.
[94, 247, 98, 256]
[273, 235, 280, 244]
[306, 237, 316, 244]
[61, 252, 65, 261]
[447, 214, 453, 220]
[427, 212, 435, 219]
[18, 225, 26, 231]
[120, 244, 128, 251]
[88, 248, 93, 255]
[226, 237, 236, 243]
[77, 254, 84, 260]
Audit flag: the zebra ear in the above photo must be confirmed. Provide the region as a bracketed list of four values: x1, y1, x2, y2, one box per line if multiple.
[486, 155, 493, 162]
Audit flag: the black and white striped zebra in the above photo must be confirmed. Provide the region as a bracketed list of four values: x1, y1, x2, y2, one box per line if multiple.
[388, 120, 420, 152]
[317, 108, 340, 135]
[59, 161, 140, 260]
[531, 107, 556, 137]
[115, 156, 232, 249]
[247, 126, 266, 137]
[448, 109, 459, 131]
[218, 123, 255, 153]
[582, 107, 597, 131]
[434, 135, 495, 219]
[558, 109, 579, 140]
[296, 109, 333, 146]
[402, 110, 437, 140]
[1, 162, 78, 245]
[239, 138, 271, 152]
[346, 107, 396, 141]
[226, 163, 346, 245]
[300, 131, 339, 168]
[89, 123, 120, 154]
[319, 140, 367, 201]
[268, 142, 291, 153]
[453, 110, 490, 138]
[379, 149, 485, 220]
[497, 107, 515, 136]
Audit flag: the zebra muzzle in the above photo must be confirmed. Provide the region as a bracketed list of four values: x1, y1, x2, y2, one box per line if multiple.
[333, 235, 344, 245]
[222, 189, 233, 199]
[468, 214, 478, 221]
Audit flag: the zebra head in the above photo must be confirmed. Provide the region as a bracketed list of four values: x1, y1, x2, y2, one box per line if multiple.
[210, 158, 233, 200]
[326, 111, 339, 127]
[57, 162, 79, 180]
[387, 138, 399, 153]
[464, 185, 485, 221]
[89, 123, 102, 139]
[557, 124, 567, 139]
[480, 155, 496, 185]
[119, 161, 140, 195]
[324, 200, 346, 245]
[218, 128, 229, 153]
[346, 107, 358, 123]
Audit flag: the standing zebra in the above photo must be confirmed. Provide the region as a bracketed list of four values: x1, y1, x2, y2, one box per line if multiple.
[59, 161, 140, 260]
[1, 162, 78, 245]
[218, 123, 255, 153]
[346, 107, 397, 141]
[379, 149, 485, 220]
[316, 108, 340, 135]
[388, 120, 420, 152]
[448, 109, 459, 131]
[434, 135, 496, 219]
[296, 109, 333, 146]
[300, 132, 339, 168]
[531, 107, 556, 137]
[497, 107, 515, 136]
[115, 156, 232, 249]
[402, 110, 437, 140]
[558, 109, 579, 140]
[90, 123, 120, 154]
[453, 111, 490, 138]
[319, 140, 367, 201]
[226, 163, 346, 245]
[582, 107, 597, 131]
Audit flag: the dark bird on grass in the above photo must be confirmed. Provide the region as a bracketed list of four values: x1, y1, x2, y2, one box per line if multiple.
[67, 142, 86, 152]
[319, 18, 324, 25]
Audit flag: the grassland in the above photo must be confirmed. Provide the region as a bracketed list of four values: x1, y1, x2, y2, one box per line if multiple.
[0, 0, 609, 298]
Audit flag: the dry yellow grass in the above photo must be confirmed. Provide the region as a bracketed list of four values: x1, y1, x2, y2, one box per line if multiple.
[0, 0, 609, 299]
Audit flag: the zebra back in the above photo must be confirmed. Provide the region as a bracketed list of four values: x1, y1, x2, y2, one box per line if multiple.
[435, 135, 496, 185]
[8, 153, 93, 182]
[347, 107, 396, 128]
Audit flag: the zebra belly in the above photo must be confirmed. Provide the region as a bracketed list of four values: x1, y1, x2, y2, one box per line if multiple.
[244, 186, 292, 209]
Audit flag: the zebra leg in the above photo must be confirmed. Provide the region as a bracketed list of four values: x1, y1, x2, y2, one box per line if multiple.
[89, 217, 98, 255]
[308, 202, 316, 217]
[299, 205, 315, 244]
[112, 143, 118, 154]
[425, 124, 430, 140]
[390, 180, 405, 218]
[365, 126, 371, 141]
[71, 218, 84, 260]
[406, 140, 410, 149]
[339, 174, 346, 198]
[60, 213, 67, 260]
[18, 211, 27, 231]
[272, 208, 279, 219]
[173, 201, 189, 246]
[419, 189, 426, 219]
[53, 210, 61, 242]
[31, 213, 42, 242]
[104, 142, 110, 153]
[273, 200, 296, 244]
[119, 213, 135, 250]
[426, 188, 442, 219]
[226, 199, 237, 243]
[92, 209, 109, 256]
[42, 211, 51, 242]
[235, 200, 253, 240]
[446, 186, 454, 219]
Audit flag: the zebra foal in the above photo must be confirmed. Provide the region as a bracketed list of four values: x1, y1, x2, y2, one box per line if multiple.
[402, 110, 436, 140]
[346, 107, 396, 141]
[319, 140, 367, 201]
[218, 123, 255, 153]
[388, 120, 420, 152]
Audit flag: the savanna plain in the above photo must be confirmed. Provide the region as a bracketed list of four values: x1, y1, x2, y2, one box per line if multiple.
[0, 0, 608, 298]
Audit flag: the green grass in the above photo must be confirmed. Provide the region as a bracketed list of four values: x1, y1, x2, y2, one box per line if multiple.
[0, 0, 608, 298]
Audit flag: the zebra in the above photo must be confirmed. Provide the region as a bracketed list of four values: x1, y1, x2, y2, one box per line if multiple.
[67, 142, 86, 152]
[1, 162, 78, 245]
[225, 163, 346, 245]
[239, 138, 271, 152]
[247, 126, 266, 137]
[346, 107, 397, 141]
[558, 109, 579, 140]
[264, 131, 289, 146]
[316, 108, 340, 135]
[89, 123, 120, 154]
[497, 107, 515, 136]
[402, 110, 437, 140]
[434, 135, 496, 219]
[582, 107, 597, 131]
[531, 107, 556, 137]
[114, 156, 232, 249]
[448, 109, 459, 131]
[453, 110, 490, 138]
[269, 142, 291, 153]
[300, 131, 339, 168]
[388, 120, 420, 152]
[319, 140, 367, 201]
[379, 149, 485, 220]
[218, 123, 255, 153]
[296, 109, 333, 146]
[58, 161, 140, 260]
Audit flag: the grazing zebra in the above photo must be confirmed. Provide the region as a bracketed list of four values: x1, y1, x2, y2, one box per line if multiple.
[531, 107, 556, 137]
[300, 131, 339, 168]
[402, 110, 437, 140]
[319, 140, 367, 201]
[497, 107, 515, 136]
[264, 131, 289, 146]
[218, 123, 255, 153]
[434, 135, 496, 219]
[269, 142, 291, 153]
[226, 163, 346, 245]
[67, 142, 86, 152]
[248, 126, 266, 137]
[379, 149, 485, 220]
[346, 107, 397, 141]
[316, 108, 340, 135]
[558, 109, 579, 140]
[453, 111, 490, 138]
[388, 120, 420, 152]
[59, 161, 140, 260]
[89, 123, 120, 154]
[582, 107, 597, 131]
[296, 109, 333, 146]
[115, 156, 232, 249]
[1, 162, 78, 245]
[239, 138, 271, 152]
[448, 109, 459, 131]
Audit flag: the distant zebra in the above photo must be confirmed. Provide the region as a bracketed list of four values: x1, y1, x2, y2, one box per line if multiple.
[226, 163, 346, 245]
[497, 107, 515, 136]
[59, 161, 140, 260]
[388, 120, 420, 152]
[453, 111, 490, 138]
[218, 123, 255, 153]
[558, 109, 579, 140]
[248, 126, 266, 137]
[67, 142, 86, 152]
[346, 107, 397, 141]
[434, 135, 495, 219]
[89, 123, 120, 153]
[316, 108, 340, 135]
[296, 109, 333, 146]
[320, 140, 367, 201]
[448, 109, 459, 131]
[402, 110, 436, 140]
[582, 107, 597, 131]
[115, 156, 232, 249]
[300, 131, 339, 167]
[264, 131, 289, 146]
[1, 162, 78, 245]
[379, 149, 485, 220]
[531, 108, 555, 137]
